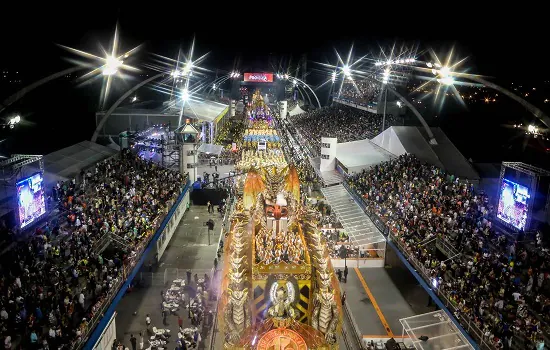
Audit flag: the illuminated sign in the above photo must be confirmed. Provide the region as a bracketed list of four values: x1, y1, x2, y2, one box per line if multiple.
[244, 73, 274, 83]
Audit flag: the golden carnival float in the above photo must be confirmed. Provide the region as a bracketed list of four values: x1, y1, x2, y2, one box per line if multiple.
[219, 111, 342, 349]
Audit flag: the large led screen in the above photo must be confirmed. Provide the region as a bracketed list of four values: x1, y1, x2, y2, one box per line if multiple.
[16, 172, 46, 229]
[496, 178, 530, 231]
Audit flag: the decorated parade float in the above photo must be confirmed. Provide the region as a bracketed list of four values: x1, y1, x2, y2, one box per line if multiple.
[219, 97, 342, 349]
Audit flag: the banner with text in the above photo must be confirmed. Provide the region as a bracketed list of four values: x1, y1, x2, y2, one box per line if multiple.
[244, 73, 274, 83]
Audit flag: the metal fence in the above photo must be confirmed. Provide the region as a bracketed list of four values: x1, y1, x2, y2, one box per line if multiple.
[208, 193, 237, 350]
[342, 300, 365, 349]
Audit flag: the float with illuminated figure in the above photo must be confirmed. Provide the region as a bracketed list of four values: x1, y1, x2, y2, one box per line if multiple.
[246, 89, 273, 124]
[219, 122, 342, 349]
[242, 92, 280, 150]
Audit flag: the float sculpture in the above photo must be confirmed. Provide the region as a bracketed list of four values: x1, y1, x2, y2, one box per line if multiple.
[219, 96, 342, 349]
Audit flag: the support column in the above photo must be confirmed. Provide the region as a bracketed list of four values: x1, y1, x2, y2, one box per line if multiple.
[319, 137, 337, 172]
[180, 144, 198, 182]
[278, 100, 288, 119]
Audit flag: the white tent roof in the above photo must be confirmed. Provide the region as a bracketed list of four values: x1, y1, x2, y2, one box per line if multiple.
[40, 141, 117, 182]
[371, 126, 479, 181]
[371, 126, 407, 156]
[335, 139, 394, 173]
[170, 99, 228, 122]
[177, 123, 200, 135]
[372, 126, 443, 168]
[289, 105, 306, 116]
[400, 311, 475, 350]
[197, 143, 224, 156]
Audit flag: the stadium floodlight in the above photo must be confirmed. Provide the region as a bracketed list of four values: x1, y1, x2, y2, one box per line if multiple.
[438, 76, 454, 86]
[102, 56, 123, 75]
[331, 71, 336, 83]
[439, 66, 451, 78]
[132, 96, 137, 103]
[292, 79, 297, 86]
[284, 73, 289, 79]
[342, 65, 351, 77]
[528, 124, 538, 133]
[181, 88, 190, 101]
[396, 101, 403, 108]
[183, 62, 193, 76]
[9, 115, 21, 125]
[426, 62, 433, 68]
[213, 83, 216, 89]
[382, 67, 390, 84]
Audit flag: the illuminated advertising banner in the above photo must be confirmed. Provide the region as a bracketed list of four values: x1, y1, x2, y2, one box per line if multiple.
[244, 73, 273, 83]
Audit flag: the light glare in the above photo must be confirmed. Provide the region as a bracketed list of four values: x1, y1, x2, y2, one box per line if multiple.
[342, 65, 351, 76]
[102, 56, 123, 76]
[439, 66, 451, 78]
[181, 88, 189, 101]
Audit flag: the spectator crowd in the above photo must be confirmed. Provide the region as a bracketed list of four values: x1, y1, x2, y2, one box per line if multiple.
[338, 79, 382, 106]
[276, 116, 318, 188]
[289, 105, 400, 156]
[347, 154, 550, 349]
[0, 149, 186, 349]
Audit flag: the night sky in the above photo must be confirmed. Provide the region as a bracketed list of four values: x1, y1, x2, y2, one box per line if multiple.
[2, 6, 548, 76]
[1, 5, 549, 165]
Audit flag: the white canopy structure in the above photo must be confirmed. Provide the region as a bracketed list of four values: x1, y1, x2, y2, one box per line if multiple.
[371, 126, 479, 181]
[335, 139, 394, 174]
[197, 143, 224, 156]
[399, 311, 475, 350]
[288, 104, 306, 116]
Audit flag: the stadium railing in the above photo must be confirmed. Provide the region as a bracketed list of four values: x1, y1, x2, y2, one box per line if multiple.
[208, 192, 237, 350]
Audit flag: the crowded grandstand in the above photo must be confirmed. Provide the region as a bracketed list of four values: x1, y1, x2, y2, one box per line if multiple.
[339, 78, 382, 106]
[346, 154, 549, 349]
[288, 105, 401, 156]
[0, 150, 186, 349]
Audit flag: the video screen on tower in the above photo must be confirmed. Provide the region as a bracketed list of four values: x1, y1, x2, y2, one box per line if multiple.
[16, 172, 46, 229]
[497, 178, 530, 231]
